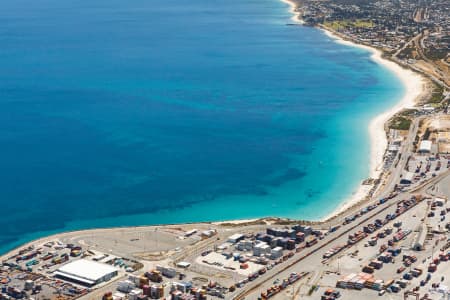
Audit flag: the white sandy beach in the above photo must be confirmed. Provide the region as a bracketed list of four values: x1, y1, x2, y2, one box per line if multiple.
[280, 0, 426, 221]
[318, 29, 426, 220]
[279, 0, 304, 24]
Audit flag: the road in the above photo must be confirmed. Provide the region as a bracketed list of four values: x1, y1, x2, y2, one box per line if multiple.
[375, 116, 422, 199]
[227, 113, 447, 299]
[392, 32, 449, 90]
[232, 169, 450, 300]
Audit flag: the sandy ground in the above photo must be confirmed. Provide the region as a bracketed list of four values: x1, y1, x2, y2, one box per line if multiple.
[213, 219, 259, 225]
[429, 115, 450, 129]
[0, 223, 206, 261]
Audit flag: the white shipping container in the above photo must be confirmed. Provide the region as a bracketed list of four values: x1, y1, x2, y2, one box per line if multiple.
[128, 274, 140, 285]
[117, 280, 134, 293]
[156, 265, 177, 278]
[112, 292, 125, 300]
[129, 289, 142, 300]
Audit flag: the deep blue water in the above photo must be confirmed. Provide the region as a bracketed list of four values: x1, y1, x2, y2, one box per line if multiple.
[0, 0, 404, 253]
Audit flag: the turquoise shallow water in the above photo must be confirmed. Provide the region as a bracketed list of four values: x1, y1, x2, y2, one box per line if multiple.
[0, 0, 404, 254]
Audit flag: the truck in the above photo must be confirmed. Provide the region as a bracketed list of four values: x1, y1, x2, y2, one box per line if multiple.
[145, 270, 162, 283]
[156, 265, 177, 278]
[397, 280, 407, 288]
[390, 284, 400, 293]
[369, 260, 383, 270]
[428, 264, 437, 272]
[403, 273, 412, 280]
[411, 268, 422, 277]
[288, 273, 301, 284]
[368, 237, 378, 246]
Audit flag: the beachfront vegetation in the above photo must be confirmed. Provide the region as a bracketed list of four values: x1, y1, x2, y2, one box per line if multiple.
[397, 47, 415, 59]
[428, 84, 444, 104]
[324, 19, 374, 30]
[389, 109, 417, 130]
[389, 115, 412, 130]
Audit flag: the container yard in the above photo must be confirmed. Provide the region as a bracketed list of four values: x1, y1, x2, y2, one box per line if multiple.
[310, 193, 450, 300]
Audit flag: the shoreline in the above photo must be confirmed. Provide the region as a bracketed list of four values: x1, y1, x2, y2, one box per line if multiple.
[280, 0, 429, 222]
[280, 0, 428, 222]
[320, 29, 424, 178]
[279, 0, 304, 24]
[318, 28, 427, 221]
[0, 0, 432, 258]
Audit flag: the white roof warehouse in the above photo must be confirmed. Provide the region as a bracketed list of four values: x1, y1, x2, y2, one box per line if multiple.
[54, 259, 118, 287]
[419, 140, 432, 153]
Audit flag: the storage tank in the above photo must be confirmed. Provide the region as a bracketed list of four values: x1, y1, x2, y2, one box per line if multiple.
[24, 280, 34, 291]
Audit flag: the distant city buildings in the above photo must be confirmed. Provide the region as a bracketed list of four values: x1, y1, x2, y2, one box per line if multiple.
[297, 0, 449, 90]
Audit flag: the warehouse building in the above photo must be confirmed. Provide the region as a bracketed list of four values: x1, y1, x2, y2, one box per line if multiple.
[418, 140, 432, 153]
[227, 233, 245, 244]
[400, 172, 414, 184]
[54, 259, 118, 287]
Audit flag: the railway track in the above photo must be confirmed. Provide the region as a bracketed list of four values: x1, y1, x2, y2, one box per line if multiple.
[232, 170, 450, 300]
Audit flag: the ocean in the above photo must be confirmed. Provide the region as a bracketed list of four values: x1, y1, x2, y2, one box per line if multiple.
[0, 0, 404, 253]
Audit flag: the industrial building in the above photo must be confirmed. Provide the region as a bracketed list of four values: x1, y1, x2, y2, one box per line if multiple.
[418, 140, 432, 153]
[176, 261, 191, 269]
[227, 233, 245, 244]
[400, 172, 414, 184]
[54, 259, 118, 287]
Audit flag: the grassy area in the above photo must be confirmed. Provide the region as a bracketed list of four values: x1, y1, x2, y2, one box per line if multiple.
[324, 19, 374, 30]
[397, 46, 417, 59]
[428, 84, 444, 104]
[388, 108, 417, 130]
[308, 285, 318, 296]
[389, 115, 412, 130]
[425, 48, 448, 60]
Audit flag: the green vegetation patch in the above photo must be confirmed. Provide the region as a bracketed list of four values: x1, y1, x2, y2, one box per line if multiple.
[324, 19, 374, 30]
[389, 115, 412, 130]
[398, 47, 415, 59]
[308, 285, 318, 296]
[428, 84, 444, 104]
[425, 48, 448, 60]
